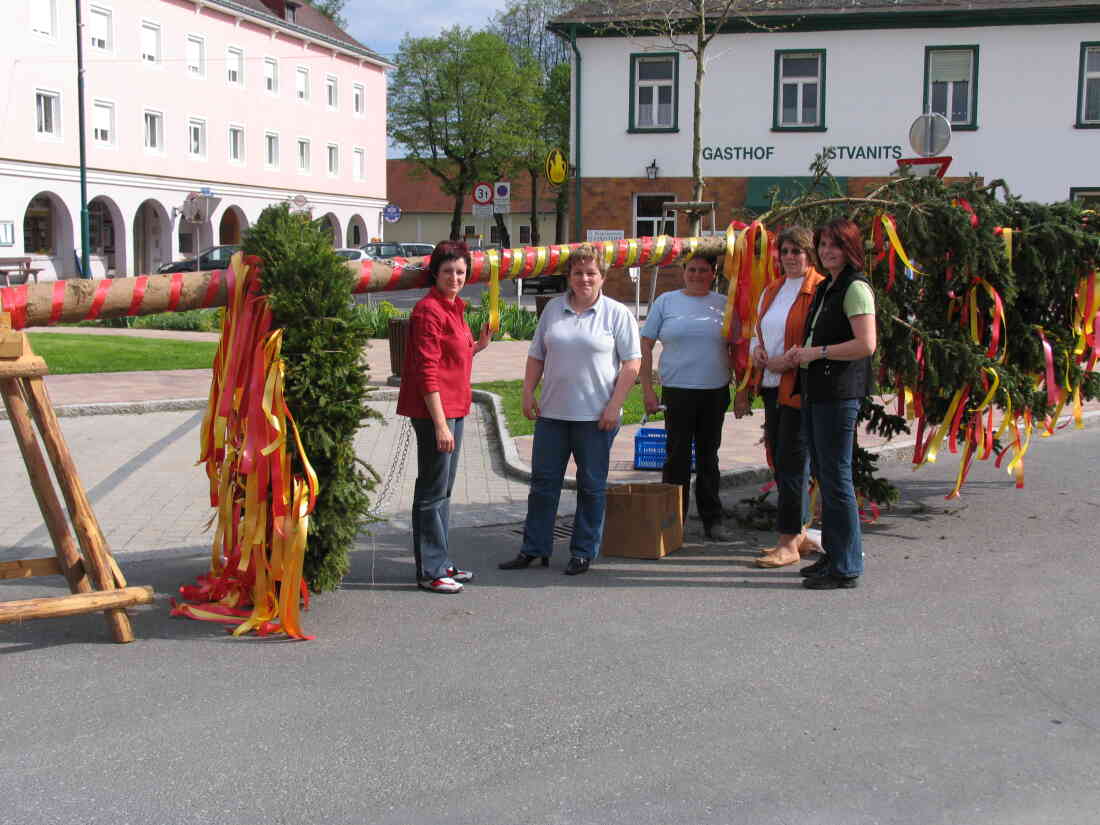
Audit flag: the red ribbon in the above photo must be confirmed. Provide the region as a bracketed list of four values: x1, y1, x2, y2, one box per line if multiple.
[1, 285, 29, 330]
[200, 269, 222, 309]
[127, 276, 150, 318]
[1035, 327, 1059, 406]
[83, 279, 113, 321]
[167, 272, 184, 312]
[48, 280, 67, 325]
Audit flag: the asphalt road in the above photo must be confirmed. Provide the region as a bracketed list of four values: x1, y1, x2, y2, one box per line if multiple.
[3, 426, 1099, 825]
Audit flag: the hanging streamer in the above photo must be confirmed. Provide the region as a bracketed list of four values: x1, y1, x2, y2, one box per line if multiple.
[487, 248, 500, 334]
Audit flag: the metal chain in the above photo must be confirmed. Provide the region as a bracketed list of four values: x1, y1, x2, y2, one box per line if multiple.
[368, 414, 413, 519]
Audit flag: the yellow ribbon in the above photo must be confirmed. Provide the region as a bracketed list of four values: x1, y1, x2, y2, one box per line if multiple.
[923, 387, 966, 465]
[487, 249, 500, 333]
[881, 214, 924, 276]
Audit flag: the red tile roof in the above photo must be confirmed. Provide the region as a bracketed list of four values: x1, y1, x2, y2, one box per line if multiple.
[387, 159, 560, 214]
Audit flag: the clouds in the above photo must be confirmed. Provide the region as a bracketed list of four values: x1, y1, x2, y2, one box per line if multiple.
[344, 0, 509, 60]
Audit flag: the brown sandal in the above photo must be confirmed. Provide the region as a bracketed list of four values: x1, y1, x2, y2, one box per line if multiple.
[755, 549, 800, 568]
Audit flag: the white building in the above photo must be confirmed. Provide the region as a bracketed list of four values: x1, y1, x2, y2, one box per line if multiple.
[1, 0, 391, 281]
[550, 0, 1100, 238]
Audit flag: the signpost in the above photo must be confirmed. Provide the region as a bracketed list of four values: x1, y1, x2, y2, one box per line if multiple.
[493, 181, 511, 215]
[382, 203, 402, 224]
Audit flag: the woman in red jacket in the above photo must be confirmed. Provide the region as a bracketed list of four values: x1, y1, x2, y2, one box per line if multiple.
[397, 241, 491, 593]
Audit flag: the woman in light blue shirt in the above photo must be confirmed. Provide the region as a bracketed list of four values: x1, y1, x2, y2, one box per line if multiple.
[640, 254, 731, 540]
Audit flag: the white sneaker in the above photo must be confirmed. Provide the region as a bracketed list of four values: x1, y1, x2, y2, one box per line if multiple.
[447, 566, 474, 583]
[420, 576, 463, 594]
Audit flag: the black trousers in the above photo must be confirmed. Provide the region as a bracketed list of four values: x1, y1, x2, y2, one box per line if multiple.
[661, 385, 729, 527]
[760, 387, 810, 535]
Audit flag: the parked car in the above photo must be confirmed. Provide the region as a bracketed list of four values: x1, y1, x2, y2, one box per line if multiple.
[361, 241, 435, 260]
[335, 248, 371, 262]
[525, 272, 566, 293]
[157, 245, 240, 274]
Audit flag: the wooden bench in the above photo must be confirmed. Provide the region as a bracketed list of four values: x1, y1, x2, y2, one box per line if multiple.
[0, 257, 43, 287]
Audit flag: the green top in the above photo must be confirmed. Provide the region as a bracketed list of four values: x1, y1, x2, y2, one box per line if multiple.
[805, 280, 875, 349]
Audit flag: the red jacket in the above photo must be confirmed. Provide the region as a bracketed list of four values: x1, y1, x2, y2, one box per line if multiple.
[753, 267, 825, 409]
[397, 287, 474, 420]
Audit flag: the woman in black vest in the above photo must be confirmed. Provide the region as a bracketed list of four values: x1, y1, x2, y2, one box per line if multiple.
[781, 218, 876, 589]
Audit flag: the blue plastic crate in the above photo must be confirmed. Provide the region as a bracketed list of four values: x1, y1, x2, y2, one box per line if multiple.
[633, 426, 696, 472]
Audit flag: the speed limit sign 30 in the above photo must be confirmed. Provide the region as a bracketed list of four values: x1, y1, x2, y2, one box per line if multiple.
[472, 182, 493, 205]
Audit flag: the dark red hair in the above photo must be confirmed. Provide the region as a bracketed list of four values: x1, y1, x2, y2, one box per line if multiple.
[814, 218, 864, 272]
[428, 240, 472, 279]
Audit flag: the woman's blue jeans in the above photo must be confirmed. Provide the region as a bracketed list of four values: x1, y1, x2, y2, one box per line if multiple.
[411, 416, 464, 580]
[521, 418, 618, 561]
[801, 397, 864, 578]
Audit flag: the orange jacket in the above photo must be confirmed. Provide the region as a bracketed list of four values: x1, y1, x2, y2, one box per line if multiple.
[753, 267, 825, 409]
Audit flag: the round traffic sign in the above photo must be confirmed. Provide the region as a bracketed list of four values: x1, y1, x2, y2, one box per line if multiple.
[908, 113, 951, 157]
[472, 182, 493, 205]
[382, 203, 402, 223]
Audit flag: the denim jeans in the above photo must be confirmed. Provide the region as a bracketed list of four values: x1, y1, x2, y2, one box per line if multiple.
[410, 416, 464, 580]
[661, 386, 729, 527]
[760, 388, 810, 535]
[521, 418, 618, 561]
[801, 397, 863, 578]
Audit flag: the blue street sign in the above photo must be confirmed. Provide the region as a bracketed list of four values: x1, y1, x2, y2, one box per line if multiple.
[383, 203, 402, 223]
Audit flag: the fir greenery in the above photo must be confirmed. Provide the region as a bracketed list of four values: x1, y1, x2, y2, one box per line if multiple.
[243, 204, 378, 592]
[758, 169, 1100, 505]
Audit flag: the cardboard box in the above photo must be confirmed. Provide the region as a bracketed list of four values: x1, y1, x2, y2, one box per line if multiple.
[600, 483, 684, 559]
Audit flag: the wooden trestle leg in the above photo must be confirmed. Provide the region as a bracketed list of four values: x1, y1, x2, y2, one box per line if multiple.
[0, 320, 152, 643]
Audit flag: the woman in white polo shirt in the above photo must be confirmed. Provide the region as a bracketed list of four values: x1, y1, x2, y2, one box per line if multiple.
[499, 244, 642, 576]
[640, 254, 731, 541]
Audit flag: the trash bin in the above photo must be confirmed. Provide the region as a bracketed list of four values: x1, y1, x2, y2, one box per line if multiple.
[535, 295, 554, 318]
[387, 317, 411, 378]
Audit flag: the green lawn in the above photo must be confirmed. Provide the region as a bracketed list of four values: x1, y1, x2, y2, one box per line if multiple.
[27, 333, 219, 375]
[473, 379, 763, 437]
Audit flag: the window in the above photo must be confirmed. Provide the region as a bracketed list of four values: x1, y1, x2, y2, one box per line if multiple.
[228, 125, 244, 162]
[629, 53, 677, 132]
[188, 118, 206, 157]
[186, 35, 205, 76]
[296, 67, 309, 100]
[24, 196, 56, 254]
[924, 46, 978, 129]
[140, 21, 161, 64]
[635, 194, 674, 237]
[353, 83, 364, 115]
[297, 138, 310, 172]
[31, 0, 57, 36]
[326, 76, 338, 109]
[35, 90, 60, 137]
[519, 225, 532, 244]
[349, 223, 362, 246]
[226, 47, 243, 86]
[774, 50, 825, 130]
[489, 225, 501, 244]
[89, 6, 112, 50]
[463, 225, 476, 237]
[327, 144, 339, 175]
[285, 2, 297, 22]
[144, 110, 163, 150]
[92, 101, 114, 144]
[352, 148, 364, 180]
[1078, 43, 1100, 128]
[266, 132, 280, 168]
[264, 58, 278, 93]
[1070, 187, 1100, 208]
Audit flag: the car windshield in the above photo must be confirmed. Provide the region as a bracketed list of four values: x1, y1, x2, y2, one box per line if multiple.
[368, 243, 402, 257]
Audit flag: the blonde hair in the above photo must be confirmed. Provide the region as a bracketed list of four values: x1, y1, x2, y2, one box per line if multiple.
[568, 243, 609, 276]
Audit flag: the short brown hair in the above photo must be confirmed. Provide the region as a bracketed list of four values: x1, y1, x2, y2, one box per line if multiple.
[776, 226, 817, 268]
[568, 243, 608, 276]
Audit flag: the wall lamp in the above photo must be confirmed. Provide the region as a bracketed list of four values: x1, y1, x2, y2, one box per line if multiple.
[645, 158, 659, 180]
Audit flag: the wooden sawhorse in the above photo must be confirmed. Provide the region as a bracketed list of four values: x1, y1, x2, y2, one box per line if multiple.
[0, 314, 152, 642]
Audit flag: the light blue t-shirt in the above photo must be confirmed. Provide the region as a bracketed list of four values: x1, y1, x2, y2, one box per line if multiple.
[529, 293, 642, 421]
[641, 290, 730, 389]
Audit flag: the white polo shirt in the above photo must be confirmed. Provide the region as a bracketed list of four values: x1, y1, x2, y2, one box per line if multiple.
[529, 293, 642, 421]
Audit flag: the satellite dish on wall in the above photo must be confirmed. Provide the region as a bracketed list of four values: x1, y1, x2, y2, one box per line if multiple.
[909, 112, 952, 157]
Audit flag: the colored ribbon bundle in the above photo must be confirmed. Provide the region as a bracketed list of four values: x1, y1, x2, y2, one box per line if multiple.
[172, 253, 319, 639]
[722, 220, 776, 390]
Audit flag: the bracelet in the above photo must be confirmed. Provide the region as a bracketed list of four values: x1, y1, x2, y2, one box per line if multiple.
[820, 345, 828, 359]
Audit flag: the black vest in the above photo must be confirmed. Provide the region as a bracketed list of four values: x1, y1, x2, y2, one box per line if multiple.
[800, 266, 874, 401]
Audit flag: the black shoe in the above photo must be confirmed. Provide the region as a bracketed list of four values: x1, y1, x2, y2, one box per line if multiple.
[498, 553, 549, 570]
[799, 557, 830, 578]
[564, 557, 591, 576]
[803, 574, 859, 590]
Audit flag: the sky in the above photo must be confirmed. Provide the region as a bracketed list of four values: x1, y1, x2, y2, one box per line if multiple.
[342, 0, 512, 62]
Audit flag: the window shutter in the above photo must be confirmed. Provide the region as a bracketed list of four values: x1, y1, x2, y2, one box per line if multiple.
[929, 50, 971, 83]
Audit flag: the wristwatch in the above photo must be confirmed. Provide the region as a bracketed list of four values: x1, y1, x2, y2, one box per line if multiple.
[820, 345, 828, 359]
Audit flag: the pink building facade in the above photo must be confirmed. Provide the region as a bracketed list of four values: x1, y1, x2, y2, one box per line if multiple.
[1, 0, 390, 280]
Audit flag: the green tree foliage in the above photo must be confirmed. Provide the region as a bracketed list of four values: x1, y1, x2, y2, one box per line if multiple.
[760, 172, 1100, 504]
[490, 0, 573, 243]
[388, 28, 541, 240]
[302, 0, 348, 28]
[243, 204, 378, 592]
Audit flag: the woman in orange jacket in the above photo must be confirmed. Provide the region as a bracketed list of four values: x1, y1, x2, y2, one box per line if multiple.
[734, 226, 824, 568]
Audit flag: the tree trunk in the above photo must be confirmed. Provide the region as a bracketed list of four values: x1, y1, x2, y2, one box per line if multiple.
[493, 213, 511, 249]
[529, 169, 540, 246]
[690, 22, 706, 236]
[450, 188, 465, 241]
